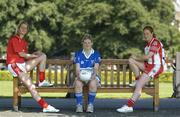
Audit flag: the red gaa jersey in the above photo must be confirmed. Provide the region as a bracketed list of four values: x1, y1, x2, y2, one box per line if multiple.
[144, 38, 164, 65]
[6, 35, 28, 64]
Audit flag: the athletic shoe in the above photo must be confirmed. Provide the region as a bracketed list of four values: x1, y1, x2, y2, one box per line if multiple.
[43, 105, 60, 113]
[86, 103, 94, 113]
[116, 105, 133, 113]
[76, 104, 83, 113]
[39, 80, 53, 87]
[129, 81, 137, 87]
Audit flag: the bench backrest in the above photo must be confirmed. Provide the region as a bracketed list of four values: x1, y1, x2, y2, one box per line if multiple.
[30, 59, 154, 87]
[99, 59, 132, 87]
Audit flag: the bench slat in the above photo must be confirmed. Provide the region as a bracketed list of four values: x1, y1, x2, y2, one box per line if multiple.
[104, 65, 108, 86]
[117, 65, 120, 86]
[48, 64, 52, 83]
[123, 64, 127, 86]
[47, 59, 73, 64]
[66, 65, 70, 86]
[54, 65, 58, 86]
[19, 86, 155, 94]
[60, 65, 64, 85]
[101, 59, 129, 64]
[110, 65, 114, 86]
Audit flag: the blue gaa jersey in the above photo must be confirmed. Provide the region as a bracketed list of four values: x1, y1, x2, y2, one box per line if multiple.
[74, 49, 101, 70]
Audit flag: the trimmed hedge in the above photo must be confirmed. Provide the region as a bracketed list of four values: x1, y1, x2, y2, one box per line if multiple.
[0, 71, 13, 81]
[0, 70, 174, 83]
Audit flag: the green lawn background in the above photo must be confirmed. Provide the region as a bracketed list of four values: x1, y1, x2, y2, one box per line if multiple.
[0, 81, 173, 98]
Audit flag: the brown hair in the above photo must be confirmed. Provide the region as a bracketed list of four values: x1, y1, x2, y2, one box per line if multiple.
[16, 21, 29, 34]
[81, 34, 93, 43]
[143, 26, 156, 38]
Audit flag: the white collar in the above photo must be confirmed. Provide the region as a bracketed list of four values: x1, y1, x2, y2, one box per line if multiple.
[82, 49, 94, 59]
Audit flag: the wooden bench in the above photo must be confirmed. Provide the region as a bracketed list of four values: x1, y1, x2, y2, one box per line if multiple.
[12, 59, 159, 111]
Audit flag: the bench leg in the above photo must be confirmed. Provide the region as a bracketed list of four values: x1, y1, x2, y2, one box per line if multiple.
[153, 95, 159, 111]
[83, 86, 88, 111]
[18, 96, 21, 108]
[13, 77, 19, 111]
[153, 78, 159, 111]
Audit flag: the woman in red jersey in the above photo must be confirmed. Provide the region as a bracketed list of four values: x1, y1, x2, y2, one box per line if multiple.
[6, 21, 59, 112]
[116, 26, 164, 113]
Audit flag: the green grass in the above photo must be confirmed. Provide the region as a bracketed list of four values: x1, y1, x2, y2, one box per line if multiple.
[0, 81, 66, 97]
[0, 70, 174, 98]
[0, 81, 173, 98]
[97, 82, 173, 98]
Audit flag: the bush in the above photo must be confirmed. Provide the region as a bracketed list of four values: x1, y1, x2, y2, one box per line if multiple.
[0, 70, 13, 81]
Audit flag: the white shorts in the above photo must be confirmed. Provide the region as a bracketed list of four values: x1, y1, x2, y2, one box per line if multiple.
[85, 76, 101, 87]
[8, 63, 27, 77]
[95, 75, 101, 87]
[74, 75, 101, 87]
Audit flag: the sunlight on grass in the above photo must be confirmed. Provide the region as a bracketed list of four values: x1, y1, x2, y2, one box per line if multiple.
[97, 83, 173, 98]
[0, 81, 173, 98]
[0, 81, 67, 97]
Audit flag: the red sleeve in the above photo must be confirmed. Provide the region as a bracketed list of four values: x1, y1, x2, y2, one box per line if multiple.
[24, 41, 28, 53]
[149, 40, 161, 53]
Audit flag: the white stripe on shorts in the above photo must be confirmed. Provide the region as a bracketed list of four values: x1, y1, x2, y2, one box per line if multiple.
[8, 63, 27, 77]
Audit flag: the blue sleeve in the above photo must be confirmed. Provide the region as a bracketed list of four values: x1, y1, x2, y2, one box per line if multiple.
[74, 52, 80, 64]
[94, 51, 101, 63]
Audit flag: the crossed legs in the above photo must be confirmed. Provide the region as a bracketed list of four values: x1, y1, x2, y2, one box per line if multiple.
[16, 69, 59, 112]
[18, 72, 41, 101]
[25, 52, 46, 72]
[25, 52, 52, 87]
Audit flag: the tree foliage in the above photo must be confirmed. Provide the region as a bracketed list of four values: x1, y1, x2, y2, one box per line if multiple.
[0, 0, 179, 59]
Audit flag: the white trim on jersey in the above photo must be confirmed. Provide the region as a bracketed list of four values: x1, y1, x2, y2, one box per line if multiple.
[144, 38, 164, 65]
[82, 49, 94, 59]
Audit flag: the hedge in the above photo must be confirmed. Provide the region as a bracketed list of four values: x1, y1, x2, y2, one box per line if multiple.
[0, 70, 174, 83]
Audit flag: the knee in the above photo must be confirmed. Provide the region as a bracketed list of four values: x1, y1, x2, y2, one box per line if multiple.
[19, 72, 28, 79]
[28, 84, 36, 91]
[40, 53, 47, 60]
[89, 80, 97, 91]
[128, 57, 134, 64]
[75, 80, 83, 92]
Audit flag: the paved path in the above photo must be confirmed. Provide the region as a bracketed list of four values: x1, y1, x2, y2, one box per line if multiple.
[0, 98, 180, 117]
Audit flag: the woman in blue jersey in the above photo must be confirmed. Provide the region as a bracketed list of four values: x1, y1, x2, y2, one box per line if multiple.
[74, 34, 101, 113]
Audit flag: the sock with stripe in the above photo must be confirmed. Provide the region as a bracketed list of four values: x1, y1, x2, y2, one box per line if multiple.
[39, 71, 45, 82]
[38, 98, 48, 108]
[88, 91, 96, 105]
[127, 98, 135, 107]
[75, 92, 83, 105]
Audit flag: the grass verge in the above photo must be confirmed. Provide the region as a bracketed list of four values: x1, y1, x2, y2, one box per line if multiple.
[0, 81, 173, 98]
